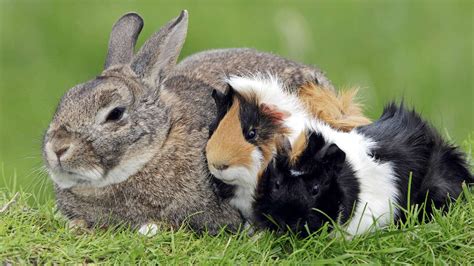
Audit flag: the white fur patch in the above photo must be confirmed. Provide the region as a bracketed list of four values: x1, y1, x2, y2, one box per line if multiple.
[307, 120, 399, 236]
[290, 170, 305, 176]
[210, 148, 263, 220]
[101, 151, 155, 187]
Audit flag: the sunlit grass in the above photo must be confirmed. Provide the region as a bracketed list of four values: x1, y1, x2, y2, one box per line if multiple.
[1, 135, 473, 264]
[1, 186, 473, 264]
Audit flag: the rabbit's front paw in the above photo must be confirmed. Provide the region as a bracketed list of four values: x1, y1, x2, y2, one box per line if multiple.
[138, 223, 159, 237]
[67, 219, 90, 233]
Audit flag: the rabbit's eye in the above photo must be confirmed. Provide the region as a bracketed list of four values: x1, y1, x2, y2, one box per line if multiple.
[245, 128, 257, 141]
[106, 107, 125, 122]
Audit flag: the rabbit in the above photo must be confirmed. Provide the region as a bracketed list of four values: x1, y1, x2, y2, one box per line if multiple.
[42, 11, 335, 234]
[205, 75, 369, 220]
[253, 103, 473, 237]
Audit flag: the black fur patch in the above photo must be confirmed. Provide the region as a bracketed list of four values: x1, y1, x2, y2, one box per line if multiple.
[208, 85, 235, 137]
[236, 93, 283, 145]
[356, 102, 473, 220]
[253, 133, 359, 236]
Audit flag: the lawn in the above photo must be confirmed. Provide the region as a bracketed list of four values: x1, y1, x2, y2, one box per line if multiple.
[1, 166, 473, 263]
[1, 137, 473, 263]
[1, 0, 473, 264]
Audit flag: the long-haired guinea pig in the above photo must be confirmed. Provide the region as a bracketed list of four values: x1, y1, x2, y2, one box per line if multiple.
[254, 102, 473, 237]
[206, 75, 369, 220]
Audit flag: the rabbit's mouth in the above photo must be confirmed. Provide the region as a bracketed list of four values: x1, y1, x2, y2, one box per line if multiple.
[49, 168, 104, 189]
[46, 146, 156, 189]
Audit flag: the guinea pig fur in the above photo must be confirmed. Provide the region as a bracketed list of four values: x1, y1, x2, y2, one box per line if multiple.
[254, 102, 473, 237]
[206, 75, 369, 220]
[297, 82, 371, 132]
[206, 76, 305, 219]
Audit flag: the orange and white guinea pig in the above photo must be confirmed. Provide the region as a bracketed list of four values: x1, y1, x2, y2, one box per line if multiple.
[206, 75, 369, 220]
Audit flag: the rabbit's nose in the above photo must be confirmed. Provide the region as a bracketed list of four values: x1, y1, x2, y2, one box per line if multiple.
[212, 163, 229, 171]
[54, 146, 70, 159]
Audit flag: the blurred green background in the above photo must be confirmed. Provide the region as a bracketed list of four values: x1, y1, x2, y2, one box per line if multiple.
[0, 0, 472, 201]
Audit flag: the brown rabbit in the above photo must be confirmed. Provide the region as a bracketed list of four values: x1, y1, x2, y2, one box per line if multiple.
[42, 11, 334, 234]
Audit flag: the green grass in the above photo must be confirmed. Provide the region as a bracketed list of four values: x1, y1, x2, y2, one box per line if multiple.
[0, 0, 473, 200]
[1, 135, 473, 264]
[1, 184, 473, 263]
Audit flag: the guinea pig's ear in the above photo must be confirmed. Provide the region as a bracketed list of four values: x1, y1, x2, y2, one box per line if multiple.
[299, 132, 326, 165]
[262, 160, 285, 194]
[104, 13, 144, 69]
[274, 142, 291, 171]
[211, 89, 224, 103]
[131, 10, 188, 88]
[279, 136, 292, 151]
[276, 136, 292, 157]
[223, 83, 235, 98]
[321, 144, 346, 173]
[260, 103, 290, 125]
[212, 84, 234, 111]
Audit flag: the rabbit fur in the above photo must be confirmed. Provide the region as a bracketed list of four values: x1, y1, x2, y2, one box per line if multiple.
[42, 11, 333, 233]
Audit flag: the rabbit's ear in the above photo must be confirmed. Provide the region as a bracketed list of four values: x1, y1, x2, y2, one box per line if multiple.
[104, 13, 144, 69]
[131, 10, 188, 87]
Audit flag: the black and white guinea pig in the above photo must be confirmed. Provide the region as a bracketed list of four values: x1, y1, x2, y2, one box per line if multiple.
[254, 102, 473, 237]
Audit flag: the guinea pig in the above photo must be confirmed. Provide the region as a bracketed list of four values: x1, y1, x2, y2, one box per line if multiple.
[206, 75, 370, 220]
[253, 133, 353, 236]
[254, 102, 473, 237]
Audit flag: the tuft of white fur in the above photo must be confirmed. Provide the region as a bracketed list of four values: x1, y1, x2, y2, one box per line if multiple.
[226, 75, 310, 145]
[209, 148, 263, 219]
[102, 151, 155, 187]
[307, 119, 399, 236]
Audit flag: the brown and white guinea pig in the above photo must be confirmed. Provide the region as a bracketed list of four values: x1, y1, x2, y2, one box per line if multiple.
[205, 75, 369, 220]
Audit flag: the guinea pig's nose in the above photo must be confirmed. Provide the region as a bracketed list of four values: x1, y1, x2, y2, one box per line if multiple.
[54, 146, 70, 159]
[213, 163, 229, 171]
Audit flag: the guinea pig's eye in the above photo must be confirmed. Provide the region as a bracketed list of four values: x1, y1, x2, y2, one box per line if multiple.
[106, 107, 125, 122]
[245, 128, 257, 141]
[310, 184, 320, 196]
[272, 179, 281, 192]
